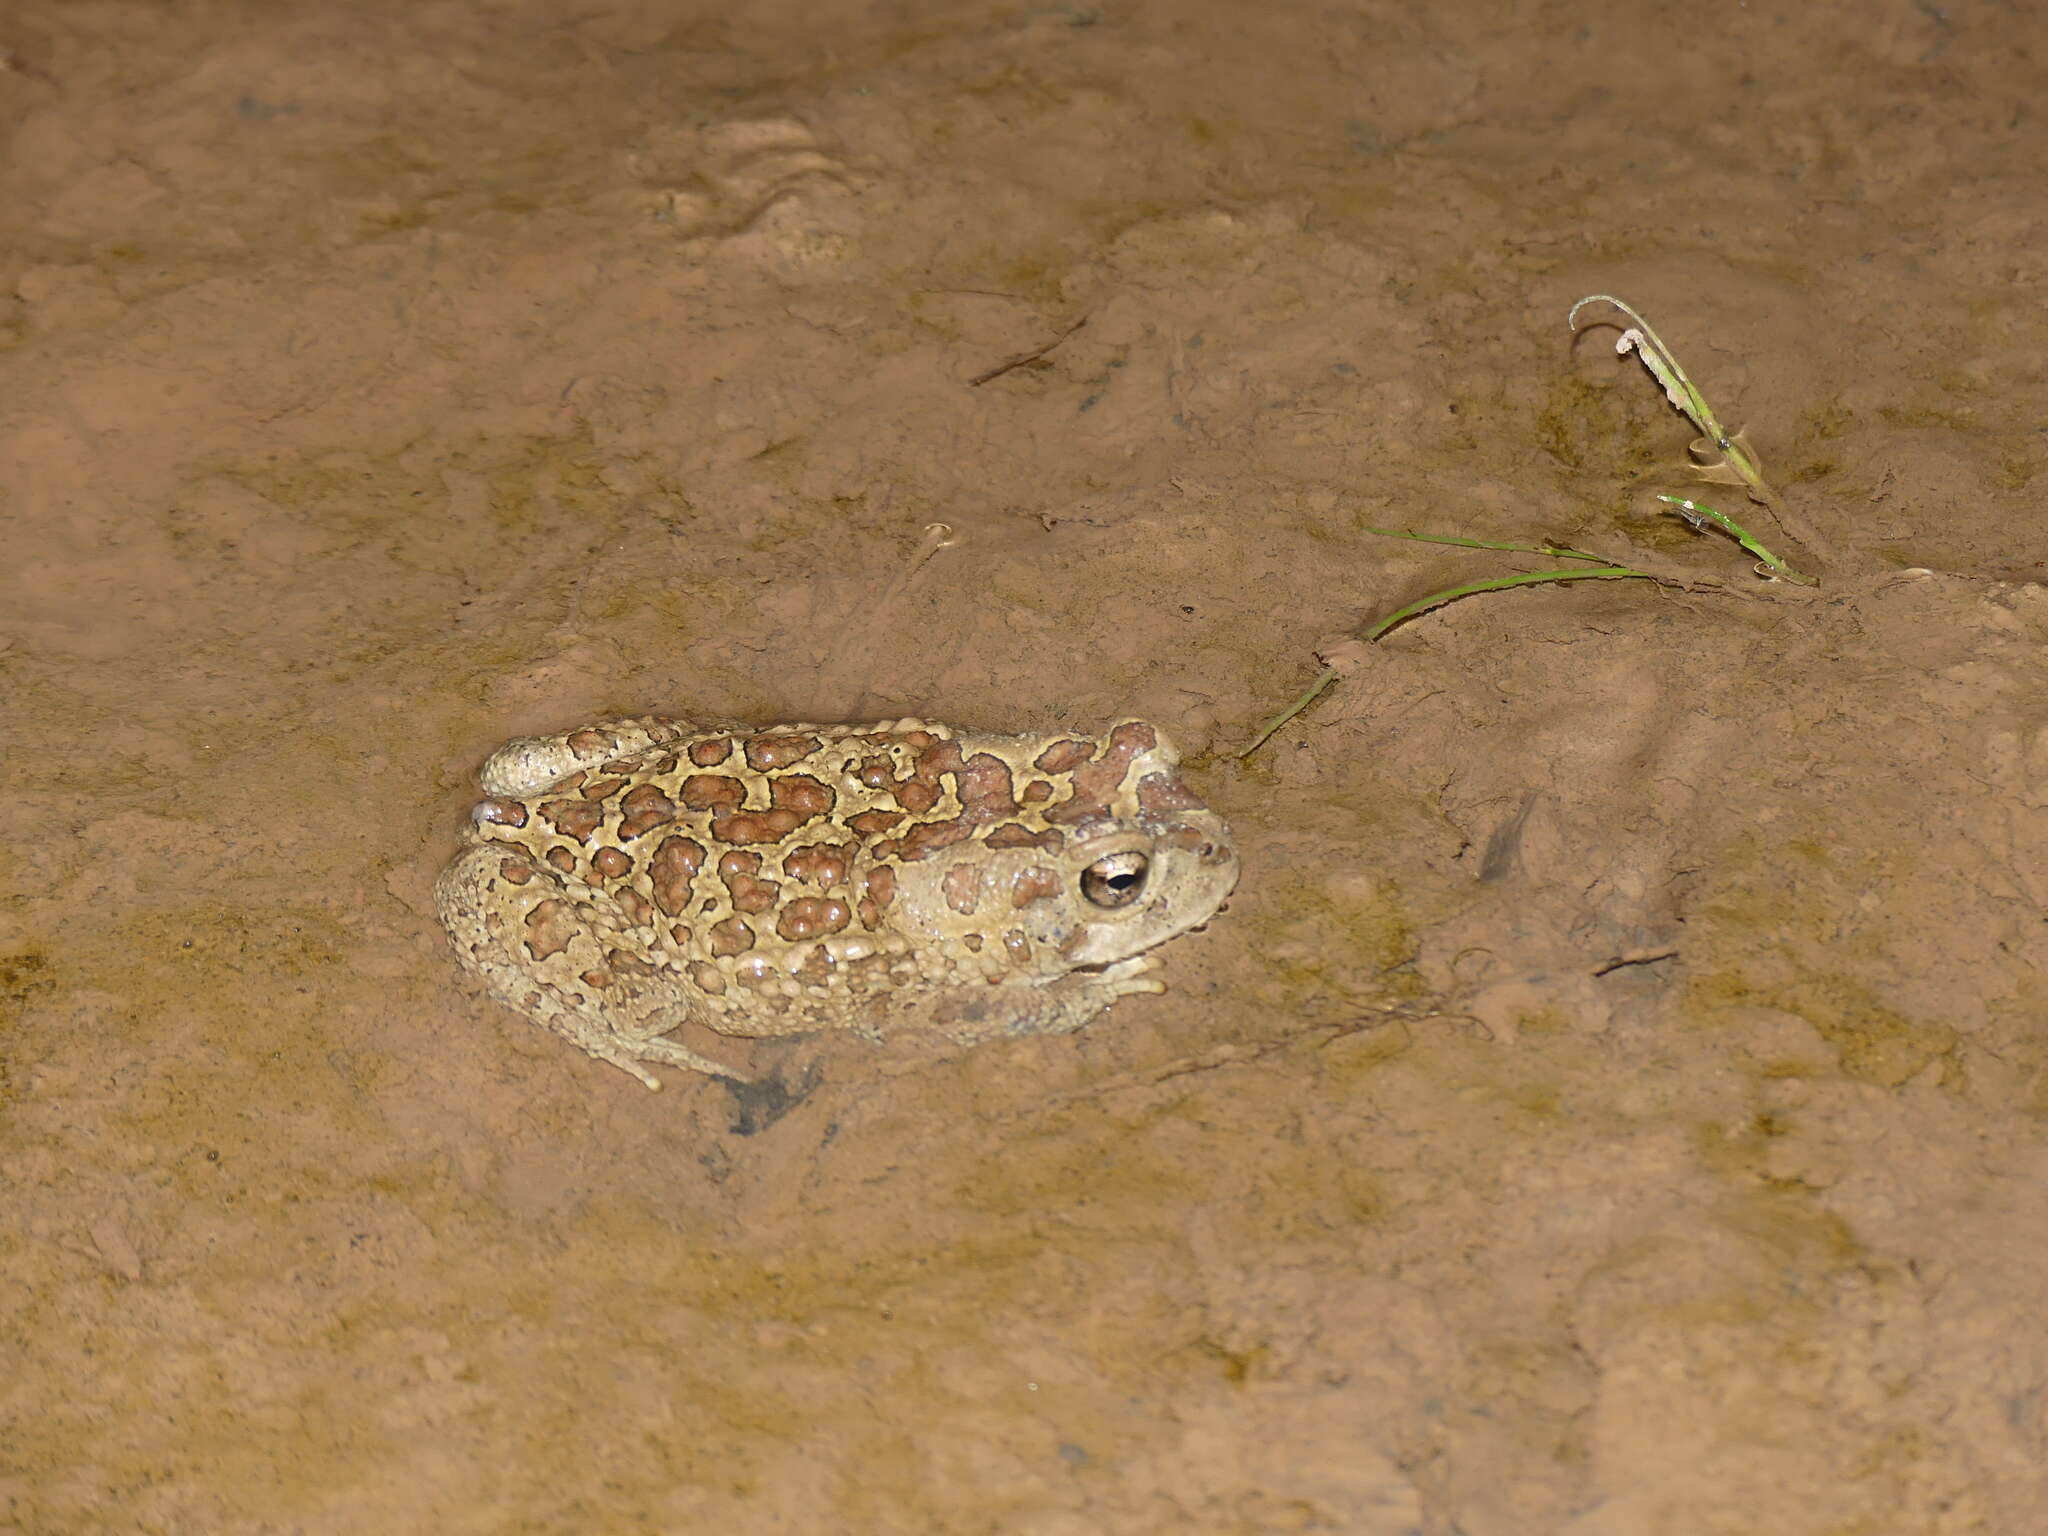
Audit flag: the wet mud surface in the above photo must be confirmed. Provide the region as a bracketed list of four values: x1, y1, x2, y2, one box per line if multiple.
[3, 2, 2045, 1530]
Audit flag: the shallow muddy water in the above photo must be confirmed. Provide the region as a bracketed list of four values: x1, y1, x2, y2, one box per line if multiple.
[3, 2, 2044, 1530]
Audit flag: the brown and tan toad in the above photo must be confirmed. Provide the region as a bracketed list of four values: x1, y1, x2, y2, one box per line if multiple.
[434, 715, 1239, 1087]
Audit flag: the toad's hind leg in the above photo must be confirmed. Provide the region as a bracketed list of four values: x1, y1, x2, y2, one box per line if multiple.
[477, 715, 697, 798]
[433, 845, 748, 1089]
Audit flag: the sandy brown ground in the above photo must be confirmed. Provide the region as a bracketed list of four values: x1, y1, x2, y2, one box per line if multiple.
[4, 1, 2046, 1531]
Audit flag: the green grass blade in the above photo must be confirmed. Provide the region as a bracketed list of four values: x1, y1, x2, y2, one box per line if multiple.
[1237, 564, 1650, 757]
[1656, 495, 1816, 586]
[1570, 294, 1724, 443]
[1360, 525, 1613, 562]
[1236, 666, 1340, 758]
[1363, 565, 1645, 640]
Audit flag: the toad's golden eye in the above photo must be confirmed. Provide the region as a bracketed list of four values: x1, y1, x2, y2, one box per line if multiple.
[1080, 851, 1149, 909]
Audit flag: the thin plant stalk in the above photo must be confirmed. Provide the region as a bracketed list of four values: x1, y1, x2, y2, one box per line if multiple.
[1236, 560, 1647, 758]
[1568, 294, 1833, 569]
[1361, 564, 1645, 637]
[1240, 302, 1831, 757]
[1357, 525, 1612, 562]
[1657, 495, 1814, 586]
[1238, 669, 1342, 759]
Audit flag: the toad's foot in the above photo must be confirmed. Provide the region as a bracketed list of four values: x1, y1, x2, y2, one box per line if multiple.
[591, 1033, 752, 1091]
[1087, 953, 1166, 1001]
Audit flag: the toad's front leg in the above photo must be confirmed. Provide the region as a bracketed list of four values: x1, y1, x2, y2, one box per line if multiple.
[899, 955, 1166, 1048]
[1082, 954, 1167, 1002]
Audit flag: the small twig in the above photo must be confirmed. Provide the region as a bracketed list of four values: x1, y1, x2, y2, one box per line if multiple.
[1592, 947, 1679, 977]
[834, 521, 962, 717]
[968, 315, 1089, 386]
[872, 521, 960, 607]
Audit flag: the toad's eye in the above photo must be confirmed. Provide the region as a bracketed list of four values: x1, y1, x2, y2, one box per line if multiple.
[1080, 851, 1149, 909]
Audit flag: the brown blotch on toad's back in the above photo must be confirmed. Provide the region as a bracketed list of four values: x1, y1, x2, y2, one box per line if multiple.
[540, 798, 605, 843]
[870, 748, 1026, 863]
[943, 864, 982, 915]
[649, 835, 707, 914]
[783, 843, 851, 887]
[878, 738, 964, 815]
[878, 818, 975, 863]
[1138, 772, 1206, 815]
[708, 917, 756, 956]
[713, 775, 834, 845]
[522, 899, 580, 961]
[1010, 866, 1061, 907]
[953, 752, 1018, 821]
[681, 774, 745, 812]
[1045, 721, 1158, 827]
[777, 897, 851, 942]
[618, 783, 677, 838]
[718, 850, 782, 915]
[1034, 740, 1095, 774]
[984, 823, 1061, 853]
[744, 733, 821, 770]
[857, 864, 898, 929]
